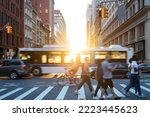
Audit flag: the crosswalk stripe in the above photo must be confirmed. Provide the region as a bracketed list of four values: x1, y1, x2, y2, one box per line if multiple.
[56, 86, 69, 100]
[140, 86, 150, 93]
[120, 84, 135, 94]
[0, 88, 7, 92]
[93, 85, 101, 97]
[0, 88, 23, 100]
[114, 88, 125, 97]
[14, 87, 39, 100]
[34, 86, 54, 100]
[145, 83, 150, 86]
[78, 87, 86, 100]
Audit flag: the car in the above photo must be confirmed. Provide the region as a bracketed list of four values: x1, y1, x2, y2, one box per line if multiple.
[139, 63, 150, 73]
[0, 59, 31, 79]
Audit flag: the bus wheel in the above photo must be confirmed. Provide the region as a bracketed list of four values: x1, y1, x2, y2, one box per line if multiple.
[32, 68, 41, 76]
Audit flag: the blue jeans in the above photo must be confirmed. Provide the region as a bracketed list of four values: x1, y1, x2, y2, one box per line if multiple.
[125, 74, 141, 95]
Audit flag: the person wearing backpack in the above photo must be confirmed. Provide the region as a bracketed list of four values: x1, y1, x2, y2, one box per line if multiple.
[74, 57, 94, 95]
[93, 60, 108, 100]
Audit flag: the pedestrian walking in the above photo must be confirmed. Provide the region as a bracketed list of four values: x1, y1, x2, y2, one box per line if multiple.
[99, 55, 119, 100]
[122, 55, 145, 97]
[74, 57, 94, 95]
[93, 60, 108, 99]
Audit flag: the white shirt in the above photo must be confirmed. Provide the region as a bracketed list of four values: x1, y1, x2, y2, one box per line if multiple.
[131, 61, 139, 74]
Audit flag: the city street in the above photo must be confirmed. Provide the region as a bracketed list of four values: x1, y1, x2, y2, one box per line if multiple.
[0, 74, 150, 100]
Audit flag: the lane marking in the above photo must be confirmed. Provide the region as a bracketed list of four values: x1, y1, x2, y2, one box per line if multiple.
[14, 87, 39, 100]
[56, 86, 69, 100]
[34, 86, 54, 100]
[0, 88, 7, 92]
[0, 88, 23, 100]
[78, 86, 86, 100]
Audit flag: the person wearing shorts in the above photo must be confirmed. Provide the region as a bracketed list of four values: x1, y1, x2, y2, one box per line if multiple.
[99, 55, 118, 99]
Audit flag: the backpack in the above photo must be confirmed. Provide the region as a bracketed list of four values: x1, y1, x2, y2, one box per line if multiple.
[96, 63, 103, 81]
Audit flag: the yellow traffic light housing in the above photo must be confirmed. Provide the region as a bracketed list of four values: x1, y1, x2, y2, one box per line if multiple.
[5, 25, 12, 34]
[98, 7, 105, 18]
[104, 7, 109, 18]
[98, 6, 109, 18]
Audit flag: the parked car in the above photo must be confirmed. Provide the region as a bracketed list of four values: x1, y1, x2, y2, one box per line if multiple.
[0, 59, 31, 79]
[139, 63, 150, 73]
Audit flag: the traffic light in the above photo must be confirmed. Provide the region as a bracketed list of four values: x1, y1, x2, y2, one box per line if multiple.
[104, 7, 109, 18]
[5, 25, 12, 34]
[98, 7, 105, 18]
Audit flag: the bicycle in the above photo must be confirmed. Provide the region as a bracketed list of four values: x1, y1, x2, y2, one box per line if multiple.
[57, 67, 80, 86]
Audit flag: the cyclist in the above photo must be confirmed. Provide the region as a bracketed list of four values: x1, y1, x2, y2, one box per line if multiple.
[66, 59, 79, 84]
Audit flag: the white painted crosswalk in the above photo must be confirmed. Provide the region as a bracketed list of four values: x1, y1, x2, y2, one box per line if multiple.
[0, 82, 149, 100]
[34, 86, 54, 100]
[15, 87, 39, 100]
[0, 88, 23, 100]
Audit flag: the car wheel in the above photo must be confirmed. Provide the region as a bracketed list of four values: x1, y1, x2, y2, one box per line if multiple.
[9, 71, 18, 79]
[32, 68, 41, 76]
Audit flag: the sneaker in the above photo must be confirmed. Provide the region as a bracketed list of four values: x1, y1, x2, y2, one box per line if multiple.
[137, 94, 145, 98]
[121, 89, 130, 97]
[93, 96, 99, 100]
[74, 89, 79, 94]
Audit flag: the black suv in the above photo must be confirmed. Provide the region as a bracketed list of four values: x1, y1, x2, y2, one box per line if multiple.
[0, 59, 31, 79]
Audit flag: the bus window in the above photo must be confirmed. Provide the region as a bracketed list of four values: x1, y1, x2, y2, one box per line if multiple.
[80, 54, 90, 63]
[19, 54, 31, 60]
[41, 55, 47, 63]
[64, 55, 76, 63]
[48, 55, 61, 63]
[111, 52, 126, 59]
[94, 52, 108, 59]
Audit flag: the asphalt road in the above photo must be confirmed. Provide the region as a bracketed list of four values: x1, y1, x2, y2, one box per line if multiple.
[0, 74, 150, 100]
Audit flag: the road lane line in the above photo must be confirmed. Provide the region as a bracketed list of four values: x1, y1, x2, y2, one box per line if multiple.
[120, 84, 135, 94]
[145, 83, 150, 86]
[114, 88, 125, 97]
[140, 86, 150, 93]
[0, 88, 23, 100]
[56, 86, 69, 100]
[0, 88, 7, 92]
[78, 86, 86, 100]
[14, 87, 39, 100]
[34, 86, 54, 100]
[93, 85, 101, 97]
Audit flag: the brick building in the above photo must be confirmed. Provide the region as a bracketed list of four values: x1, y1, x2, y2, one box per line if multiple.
[31, 0, 55, 44]
[0, 0, 24, 59]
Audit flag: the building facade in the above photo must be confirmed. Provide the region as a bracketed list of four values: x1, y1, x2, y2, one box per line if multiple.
[24, 0, 33, 48]
[54, 10, 67, 45]
[31, 0, 55, 44]
[86, 0, 101, 48]
[100, 0, 150, 62]
[0, 0, 24, 59]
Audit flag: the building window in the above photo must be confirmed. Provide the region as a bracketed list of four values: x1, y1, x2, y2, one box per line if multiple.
[45, 9, 48, 13]
[40, 4, 42, 7]
[39, 10, 42, 13]
[124, 32, 128, 44]
[138, 23, 145, 37]
[130, 28, 135, 42]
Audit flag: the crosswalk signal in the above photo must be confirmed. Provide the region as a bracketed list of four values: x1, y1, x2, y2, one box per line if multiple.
[5, 25, 12, 34]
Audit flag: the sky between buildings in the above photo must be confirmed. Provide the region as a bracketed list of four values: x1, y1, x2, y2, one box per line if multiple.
[55, 0, 92, 51]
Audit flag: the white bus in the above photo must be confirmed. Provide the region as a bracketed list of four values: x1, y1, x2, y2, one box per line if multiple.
[18, 45, 133, 77]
